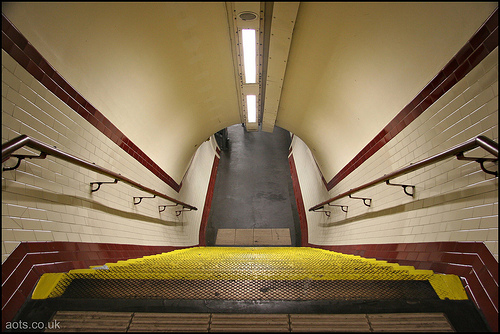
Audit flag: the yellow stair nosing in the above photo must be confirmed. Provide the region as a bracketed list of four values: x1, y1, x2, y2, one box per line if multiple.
[32, 273, 66, 299]
[68, 269, 98, 274]
[429, 274, 469, 300]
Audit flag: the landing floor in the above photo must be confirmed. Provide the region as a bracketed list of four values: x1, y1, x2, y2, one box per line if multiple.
[205, 125, 300, 246]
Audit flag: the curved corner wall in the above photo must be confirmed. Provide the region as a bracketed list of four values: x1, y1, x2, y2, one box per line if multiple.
[2, 43, 218, 252]
[2, 15, 221, 330]
[2, 14, 222, 260]
[289, 7, 498, 261]
[288, 9, 498, 331]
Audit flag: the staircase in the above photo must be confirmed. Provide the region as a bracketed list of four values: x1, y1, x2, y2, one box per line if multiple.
[33, 246, 467, 301]
[16, 247, 490, 332]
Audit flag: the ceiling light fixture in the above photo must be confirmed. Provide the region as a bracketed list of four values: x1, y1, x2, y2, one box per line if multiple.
[242, 29, 257, 84]
[246, 95, 257, 123]
[228, 2, 262, 131]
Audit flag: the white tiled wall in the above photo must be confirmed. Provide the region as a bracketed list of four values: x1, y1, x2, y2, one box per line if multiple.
[2, 50, 217, 262]
[292, 48, 498, 260]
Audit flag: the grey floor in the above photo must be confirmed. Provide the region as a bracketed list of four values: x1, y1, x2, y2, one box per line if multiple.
[205, 124, 301, 246]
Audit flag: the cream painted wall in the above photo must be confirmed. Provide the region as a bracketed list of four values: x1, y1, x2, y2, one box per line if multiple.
[2, 2, 241, 184]
[292, 48, 498, 260]
[278, 2, 497, 182]
[2, 50, 218, 262]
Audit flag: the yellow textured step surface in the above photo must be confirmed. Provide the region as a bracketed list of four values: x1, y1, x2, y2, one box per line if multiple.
[32, 247, 468, 301]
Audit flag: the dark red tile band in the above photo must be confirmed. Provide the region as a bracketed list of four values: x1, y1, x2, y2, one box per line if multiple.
[198, 148, 220, 246]
[1, 241, 189, 330]
[288, 154, 309, 246]
[326, 8, 498, 190]
[1, 13, 182, 192]
[309, 241, 498, 332]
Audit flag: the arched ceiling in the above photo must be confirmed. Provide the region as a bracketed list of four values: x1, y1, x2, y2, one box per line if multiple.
[2, 2, 497, 184]
[276, 2, 497, 180]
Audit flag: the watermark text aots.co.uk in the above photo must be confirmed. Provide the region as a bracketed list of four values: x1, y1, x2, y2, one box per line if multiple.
[5, 320, 60, 331]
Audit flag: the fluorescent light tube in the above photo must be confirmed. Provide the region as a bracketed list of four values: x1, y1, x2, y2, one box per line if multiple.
[247, 95, 257, 123]
[242, 29, 256, 84]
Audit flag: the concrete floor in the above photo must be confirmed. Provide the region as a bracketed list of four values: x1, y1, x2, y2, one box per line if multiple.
[205, 124, 301, 246]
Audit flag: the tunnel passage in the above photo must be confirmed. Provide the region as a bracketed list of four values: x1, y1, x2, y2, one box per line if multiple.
[206, 125, 301, 246]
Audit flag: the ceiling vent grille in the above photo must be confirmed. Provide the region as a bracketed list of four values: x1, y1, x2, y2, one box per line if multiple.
[239, 11, 257, 21]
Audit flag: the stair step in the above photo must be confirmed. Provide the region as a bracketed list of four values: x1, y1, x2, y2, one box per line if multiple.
[44, 311, 455, 332]
[32, 247, 468, 302]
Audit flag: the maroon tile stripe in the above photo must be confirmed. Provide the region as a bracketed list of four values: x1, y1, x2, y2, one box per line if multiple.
[326, 8, 498, 190]
[198, 148, 220, 246]
[288, 154, 309, 246]
[1, 13, 182, 192]
[311, 241, 498, 332]
[1, 241, 189, 330]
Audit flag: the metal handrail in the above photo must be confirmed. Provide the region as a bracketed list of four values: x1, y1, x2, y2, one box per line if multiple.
[309, 135, 498, 212]
[2, 134, 198, 211]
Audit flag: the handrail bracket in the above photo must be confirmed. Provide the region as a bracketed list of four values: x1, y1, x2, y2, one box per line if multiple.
[456, 152, 498, 177]
[134, 195, 156, 205]
[3, 152, 47, 171]
[385, 180, 415, 197]
[159, 204, 179, 213]
[176, 206, 194, 216]
[310, 206, 331, 217]
[327, 203, 348, 213]
[90, 179, 118, 192]
[349, 194, 372, 207]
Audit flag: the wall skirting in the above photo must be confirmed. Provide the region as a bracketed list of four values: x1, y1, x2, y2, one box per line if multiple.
[198, 149, 220, 246]
[309, 241, 498, 332]
[288, 154, 309, 247]
[1, 241, 189, 330]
